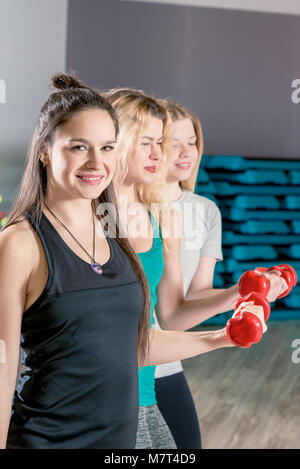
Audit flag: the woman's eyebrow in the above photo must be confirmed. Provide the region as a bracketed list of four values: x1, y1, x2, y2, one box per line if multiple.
[172, 136, 197, 140]
[69, 137, 90, 144]
[68, 137, 117, 144]
[141, 136, 164, 141]
[141, 136, 154, 140]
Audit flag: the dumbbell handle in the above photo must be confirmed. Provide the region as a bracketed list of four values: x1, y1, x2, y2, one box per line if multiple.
[264, 265, 296, 299]
[235, 292, 270, 321]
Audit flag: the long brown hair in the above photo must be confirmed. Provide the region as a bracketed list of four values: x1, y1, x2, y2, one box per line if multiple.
[158, 99, 203, 192]
[2, 74, 150, 366]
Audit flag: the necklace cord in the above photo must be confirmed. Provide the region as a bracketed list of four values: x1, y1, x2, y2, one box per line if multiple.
[43, 203, 98, 264]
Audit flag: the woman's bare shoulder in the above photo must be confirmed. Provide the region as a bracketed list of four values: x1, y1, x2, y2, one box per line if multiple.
[0, 217, 38, 264]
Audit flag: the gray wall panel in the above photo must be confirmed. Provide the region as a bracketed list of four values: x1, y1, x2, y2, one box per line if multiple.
[66, 0, 300, 158]
[0, 0, 68, 213]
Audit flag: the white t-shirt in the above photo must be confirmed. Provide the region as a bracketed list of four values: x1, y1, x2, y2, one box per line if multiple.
[154, 190, 223, 378]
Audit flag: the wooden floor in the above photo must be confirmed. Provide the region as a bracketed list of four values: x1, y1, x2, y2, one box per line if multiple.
[182, 321, 300, 449]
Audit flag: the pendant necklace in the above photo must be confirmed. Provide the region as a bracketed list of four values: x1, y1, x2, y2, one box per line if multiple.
[44, 203, 103, 275]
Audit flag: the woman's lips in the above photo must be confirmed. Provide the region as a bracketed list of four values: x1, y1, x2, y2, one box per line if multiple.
[175, 162, 192, 170]
[144, 166, 157, 173]
[77, 175, 104, 185]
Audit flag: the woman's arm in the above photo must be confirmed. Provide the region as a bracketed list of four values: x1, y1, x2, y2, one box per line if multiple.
[144, 327, 232, 366]
[156, 232, 287, 331]
[186, 256, 239, 304]
[186, 256, 220, 297]
[0, 226, 32, 449]
[156, 219, 239, 331]
[156, 208, 184, 327]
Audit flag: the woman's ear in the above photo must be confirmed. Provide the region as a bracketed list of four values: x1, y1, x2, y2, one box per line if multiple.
[40, 153, 49, 167]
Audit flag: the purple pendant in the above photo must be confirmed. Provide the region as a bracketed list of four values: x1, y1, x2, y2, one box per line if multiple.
[91, 262, 103, 275]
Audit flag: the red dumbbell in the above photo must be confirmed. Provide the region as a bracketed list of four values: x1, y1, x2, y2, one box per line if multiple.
[277, 264, 297, 286]
[226, 292, 269, 348]
[235, 292, 271, 321]
[238, 263, 297, 299]
[238, 270, 269, 297]
[266, 264, 297, 298]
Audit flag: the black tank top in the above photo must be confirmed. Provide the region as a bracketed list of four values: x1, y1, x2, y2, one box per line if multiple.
[6, 211, 144, 449]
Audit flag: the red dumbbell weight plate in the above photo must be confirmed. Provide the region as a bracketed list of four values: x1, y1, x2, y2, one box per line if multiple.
[226, 312, 263, 348]
[277, 270, 293, 299]
[238, 270, 269, 297]
[255, 267, 267, 274]
[266, 266, 294, 299]
[266, 266, 293, 299]
[277, 264, 297, 287]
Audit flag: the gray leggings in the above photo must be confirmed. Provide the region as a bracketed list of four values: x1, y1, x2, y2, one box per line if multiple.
[135, 404, 177, 449]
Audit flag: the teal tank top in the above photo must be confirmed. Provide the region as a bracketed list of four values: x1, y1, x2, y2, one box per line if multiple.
[137, 212, 164, 406]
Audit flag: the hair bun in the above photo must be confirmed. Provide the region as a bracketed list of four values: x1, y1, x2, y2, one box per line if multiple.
[51, 74, 84, 91]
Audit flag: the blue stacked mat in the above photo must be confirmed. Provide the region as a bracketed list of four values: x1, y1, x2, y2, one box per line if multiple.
[222, 208, 300, 221]
[199, 155, 300, 326]
[202, 154, 300, 171]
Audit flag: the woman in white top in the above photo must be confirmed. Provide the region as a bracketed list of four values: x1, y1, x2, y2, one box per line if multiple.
[154, 99, 260, 448]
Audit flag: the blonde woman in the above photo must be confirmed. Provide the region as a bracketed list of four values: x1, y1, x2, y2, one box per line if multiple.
[153, 99, 290, 448]
[104, 88, 287, 449]
[154, 99, 222, 448]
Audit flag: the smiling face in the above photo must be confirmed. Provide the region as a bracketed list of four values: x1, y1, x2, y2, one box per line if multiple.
[124, 116, 164, 185]
[43, 109, 117, 200]
[166, 118, 199, 183]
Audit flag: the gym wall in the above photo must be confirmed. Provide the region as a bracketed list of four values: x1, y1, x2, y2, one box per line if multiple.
[1, 0, 300, 209]
[0, 0, 68, 213]
[66, 0, 300, 322]
[66, 0, 300, 159]
[122, 0, 300, 16]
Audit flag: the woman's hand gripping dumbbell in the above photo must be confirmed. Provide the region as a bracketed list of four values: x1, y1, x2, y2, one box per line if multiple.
[226, 292, 270, 348]
[226, 263, 297, 348]
[238, 264, 297, 302]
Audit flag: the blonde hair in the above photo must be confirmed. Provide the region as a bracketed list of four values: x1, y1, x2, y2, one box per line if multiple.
[104, 88, 173, 241]
[158, 99, 204, 193]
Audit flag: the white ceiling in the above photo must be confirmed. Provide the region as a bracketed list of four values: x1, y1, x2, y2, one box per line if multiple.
[121, 0, 300, 16]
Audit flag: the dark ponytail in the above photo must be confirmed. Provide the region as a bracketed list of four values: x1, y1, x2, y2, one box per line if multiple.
[51, 73, 87, 90]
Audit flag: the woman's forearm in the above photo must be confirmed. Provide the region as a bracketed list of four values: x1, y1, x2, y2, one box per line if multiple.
[0, 402, 11, 449]
[160, 286, 240, 331]
[159, 284, 239, 331]
[186, 284, 239, 309]
[186, 287, 227, 300]
[0, 374, 16, 449]
[144, 328, 232, 366]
